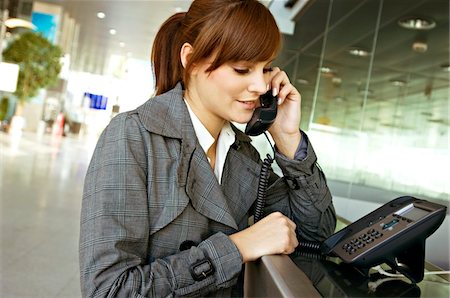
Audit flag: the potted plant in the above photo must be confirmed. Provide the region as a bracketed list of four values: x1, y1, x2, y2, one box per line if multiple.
[2, 31, 62, 130]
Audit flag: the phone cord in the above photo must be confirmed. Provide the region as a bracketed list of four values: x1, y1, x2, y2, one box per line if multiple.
[254, 153, 274, 222]
[298, 240, 321, 251]
[294, 249, 326, 260]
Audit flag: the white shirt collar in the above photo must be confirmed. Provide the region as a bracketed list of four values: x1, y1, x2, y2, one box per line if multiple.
[184, 99, 235, 184]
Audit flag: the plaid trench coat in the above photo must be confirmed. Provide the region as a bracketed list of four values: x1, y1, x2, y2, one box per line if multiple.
[79, 83, 336, 297]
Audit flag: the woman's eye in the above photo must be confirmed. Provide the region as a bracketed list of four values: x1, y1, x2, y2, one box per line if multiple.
[234, 68, 250, 74]
[263, 67, 273, 73]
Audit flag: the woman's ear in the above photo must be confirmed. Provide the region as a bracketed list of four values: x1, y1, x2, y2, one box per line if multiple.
[180, 43, 193, 69]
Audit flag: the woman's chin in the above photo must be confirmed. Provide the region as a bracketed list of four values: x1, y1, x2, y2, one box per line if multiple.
[233, 117, 252, 125]
[231, 112, 253, 124]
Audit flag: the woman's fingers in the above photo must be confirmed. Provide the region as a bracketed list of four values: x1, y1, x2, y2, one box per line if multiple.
[268, 67, 300, 105]
[229, 211, 299, 262]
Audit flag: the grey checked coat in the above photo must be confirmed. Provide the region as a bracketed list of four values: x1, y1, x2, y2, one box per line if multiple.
[80, 83, 336, 297]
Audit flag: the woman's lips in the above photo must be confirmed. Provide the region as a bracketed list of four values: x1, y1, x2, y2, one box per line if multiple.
[237, 100, 257, 110]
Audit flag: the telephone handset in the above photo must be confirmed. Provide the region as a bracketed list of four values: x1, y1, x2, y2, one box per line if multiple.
[300, 196, 447, 283]
[245, 90, 278, 136]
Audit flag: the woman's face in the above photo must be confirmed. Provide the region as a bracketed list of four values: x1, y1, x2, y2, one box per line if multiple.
[187, 58, 273, 130]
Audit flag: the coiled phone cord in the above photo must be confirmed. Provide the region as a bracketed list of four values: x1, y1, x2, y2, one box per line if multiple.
[297, 240, 321, 251]
[253, 153, 273, 222]
[254, 132, 275, 222]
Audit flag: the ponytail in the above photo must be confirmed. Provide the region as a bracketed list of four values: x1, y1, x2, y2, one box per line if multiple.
[151, 12, 185, 95]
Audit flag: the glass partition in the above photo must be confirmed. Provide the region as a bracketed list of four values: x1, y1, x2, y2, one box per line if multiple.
[278, 0, 449, 202]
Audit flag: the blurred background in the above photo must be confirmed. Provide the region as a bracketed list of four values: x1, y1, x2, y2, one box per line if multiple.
[0, 0, 448, 297]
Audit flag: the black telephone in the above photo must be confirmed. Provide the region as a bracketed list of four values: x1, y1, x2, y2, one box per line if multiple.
[302, 196, 447, 283]
[245, 89, 278, 136]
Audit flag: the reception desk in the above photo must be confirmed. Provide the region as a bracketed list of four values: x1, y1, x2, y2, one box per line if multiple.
[245, 248, 449, 297]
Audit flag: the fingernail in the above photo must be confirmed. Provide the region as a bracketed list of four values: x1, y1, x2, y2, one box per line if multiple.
[272, 88, 278, 97]
[277, 97, 282, 105]
[266, 84, 270, 91]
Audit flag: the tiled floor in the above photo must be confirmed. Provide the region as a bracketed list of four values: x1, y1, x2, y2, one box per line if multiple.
[1, 131, 98, 297]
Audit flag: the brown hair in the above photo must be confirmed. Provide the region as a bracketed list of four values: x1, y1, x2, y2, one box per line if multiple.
[151, 0, 282, 95]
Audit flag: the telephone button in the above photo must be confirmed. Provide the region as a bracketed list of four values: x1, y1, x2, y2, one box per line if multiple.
[366, 238, 374, 243]
[347, 248, 356, 255]
[375, 233, 382, 238]
[357, 243, 365, 248]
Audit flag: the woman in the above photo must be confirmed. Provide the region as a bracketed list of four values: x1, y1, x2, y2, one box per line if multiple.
[80, 0, 336, 297]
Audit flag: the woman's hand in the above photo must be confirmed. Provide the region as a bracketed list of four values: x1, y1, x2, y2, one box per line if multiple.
[267, 67, 302, 159]
[229, 212, 299, 263]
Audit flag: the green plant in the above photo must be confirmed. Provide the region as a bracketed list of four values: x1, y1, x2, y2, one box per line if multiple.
[2, 31, 62, 104]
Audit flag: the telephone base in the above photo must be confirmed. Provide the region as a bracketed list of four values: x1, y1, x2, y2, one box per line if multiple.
[350, 240, 426, 284]
[387, 240, 425, 283]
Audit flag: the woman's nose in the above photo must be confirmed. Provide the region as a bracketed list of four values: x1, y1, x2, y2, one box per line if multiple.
[248, 72, 268, 95]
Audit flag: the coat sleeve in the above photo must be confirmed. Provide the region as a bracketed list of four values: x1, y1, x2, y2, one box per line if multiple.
[79, 113, 242, 298]
[262, 132, 337, 241]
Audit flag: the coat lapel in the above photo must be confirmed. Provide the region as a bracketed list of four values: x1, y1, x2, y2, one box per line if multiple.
[221, 145, 262, 226]
[137, 83, 239, 230]
[185, 145, 239, 230]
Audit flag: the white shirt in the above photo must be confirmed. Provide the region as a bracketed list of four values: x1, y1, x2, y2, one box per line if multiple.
[184, 99, 235, 184]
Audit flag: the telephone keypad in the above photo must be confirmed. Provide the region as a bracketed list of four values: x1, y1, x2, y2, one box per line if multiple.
[342, 229, 385, 255]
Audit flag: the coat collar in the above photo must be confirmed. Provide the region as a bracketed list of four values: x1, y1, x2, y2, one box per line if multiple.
[136, 83, 256, 230]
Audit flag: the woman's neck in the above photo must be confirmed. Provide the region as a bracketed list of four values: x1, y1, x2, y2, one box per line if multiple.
[184, 90, 225, 140]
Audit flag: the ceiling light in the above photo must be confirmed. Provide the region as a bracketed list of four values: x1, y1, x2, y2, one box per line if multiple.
[109, 29, 116, 35]
[332, 77, 342, 85]
[97, 12, 106, 19]
[320, 67, 337, 78]
[119, 42, 125, 48]
[320, 67, 335, 73]
[4, 18, 36, 29]
[398, 16, 436, 30]
[440, 63, 450, 72]
[412, 41, 428, 53]
[390, 79, 407, 87]
[348, 47, 370, 57]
